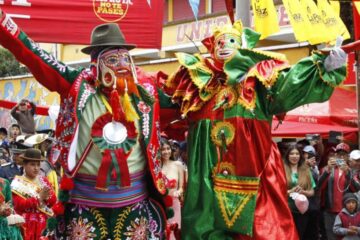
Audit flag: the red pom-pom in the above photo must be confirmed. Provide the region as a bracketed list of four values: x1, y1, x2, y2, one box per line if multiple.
[163, 195, 173, 207]
[59, 176, 74, 191]
[52, 202, 65, 216]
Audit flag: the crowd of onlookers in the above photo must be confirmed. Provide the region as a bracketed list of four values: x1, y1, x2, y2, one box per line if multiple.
[279, 135, 360, 240]
[0, 99, 59, 239]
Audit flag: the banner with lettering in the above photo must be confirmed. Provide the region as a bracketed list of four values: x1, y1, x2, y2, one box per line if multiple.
[317, 0, 350, 42]
[282, 0, 309, 42]
[251, 0, 279, 39]
[1, 0, 164, 48]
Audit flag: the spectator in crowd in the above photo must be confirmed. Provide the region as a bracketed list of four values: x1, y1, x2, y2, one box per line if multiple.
[171, 140, 181, 162]
[303, 145, 321, 240]
[8, 124, 21, 144]
[11, 99, 36, 135]
[0, 127, 9, 148]
[304, 145, 319, 176]
[0, 147, 10, 165]
[0, 177, 23, 240]
[161, 138, 184, 240]
[333, 192, 360, 239]
[349, 150, 360, 171]
[318, 142, 359, 240]
[0, 141, 28, 183]
[284, 144, 315, 239]
[11, 148, 56, 240]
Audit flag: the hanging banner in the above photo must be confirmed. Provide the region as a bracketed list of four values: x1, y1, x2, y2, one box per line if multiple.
[0, 0, 164, 48]
[251, 0, 279, 39]
[299, 0, 328, 44]
[282, 0, 310, 42]
[317, 0, 350, 42]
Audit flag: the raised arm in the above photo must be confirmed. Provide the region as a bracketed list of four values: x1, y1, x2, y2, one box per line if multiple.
[267, 50, 347, 115]
[0, 9, 82, 96]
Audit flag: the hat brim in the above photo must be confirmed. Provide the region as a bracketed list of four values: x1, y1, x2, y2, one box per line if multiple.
[81, 43, 136, 55]
[20, 155, 45, 161]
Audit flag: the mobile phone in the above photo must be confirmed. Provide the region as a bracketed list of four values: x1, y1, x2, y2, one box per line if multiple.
[336, 159, 345, 166]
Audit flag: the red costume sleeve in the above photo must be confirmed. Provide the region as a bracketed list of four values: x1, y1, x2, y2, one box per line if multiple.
[12, 194, 39, 213]
[0, 11, 79, 97]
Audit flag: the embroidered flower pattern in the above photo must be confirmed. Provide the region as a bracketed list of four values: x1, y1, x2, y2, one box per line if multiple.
[70, 204, 89, 215]
[67, 217, 97, 240]
[124, 217, 149, 240]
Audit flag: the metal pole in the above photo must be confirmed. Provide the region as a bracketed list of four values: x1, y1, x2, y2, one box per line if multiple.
[235, 0, 251, 27]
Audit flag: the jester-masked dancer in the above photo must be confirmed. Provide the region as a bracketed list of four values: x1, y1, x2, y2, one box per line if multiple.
[0, 9, 169, 239]
[165, 21, 348, 239]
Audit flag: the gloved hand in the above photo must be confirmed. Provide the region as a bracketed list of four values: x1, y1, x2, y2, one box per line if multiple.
[324, 36, 347, 72]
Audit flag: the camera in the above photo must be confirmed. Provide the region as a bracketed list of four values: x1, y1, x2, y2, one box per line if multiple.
[336, 159, 345, 166]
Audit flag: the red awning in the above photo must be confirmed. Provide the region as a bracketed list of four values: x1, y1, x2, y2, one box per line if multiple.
[283, 88, 358, 128]
[271, 119, 358, 142]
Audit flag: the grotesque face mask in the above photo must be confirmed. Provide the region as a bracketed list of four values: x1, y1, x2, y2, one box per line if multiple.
[98, 48, 135, 94]
[214, 33, 241, 62]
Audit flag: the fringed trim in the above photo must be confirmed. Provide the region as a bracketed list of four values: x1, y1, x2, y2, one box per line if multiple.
[312, 50, 348, 88]
[215, 87, 238, 110]
[246, 48, 287, 62]
[247, 61, 290, 89]
[210, 121, 236, 147]
[165, 66, 183, 89]
[199, 85, 220, 101]
[176, 53, 213, 89]
[214, 191, 253, 228]
[237, 83, 256, 111]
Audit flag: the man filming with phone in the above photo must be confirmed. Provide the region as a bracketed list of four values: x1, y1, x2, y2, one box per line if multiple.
[318, 142, 359, 240]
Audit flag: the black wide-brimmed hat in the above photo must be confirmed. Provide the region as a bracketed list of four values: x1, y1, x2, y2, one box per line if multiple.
[81, 23, 136, 55]
[10, 141, 29, 154]
[20, 148, 45, 161]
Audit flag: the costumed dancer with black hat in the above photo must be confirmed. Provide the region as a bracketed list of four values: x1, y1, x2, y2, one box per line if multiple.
[11, 148, 56, 240]
[165, 20, 350, 239]
[0, 8, 169, 239]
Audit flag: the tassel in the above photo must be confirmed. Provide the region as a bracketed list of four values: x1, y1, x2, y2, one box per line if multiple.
[122, 92, 139, 122]
[110, 89, 124, 122]
[52, 202, 65, 216]
[59, 175, 74, 191]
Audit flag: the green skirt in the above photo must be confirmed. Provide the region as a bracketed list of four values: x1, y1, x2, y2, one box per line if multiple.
[0, 218, 22, 240]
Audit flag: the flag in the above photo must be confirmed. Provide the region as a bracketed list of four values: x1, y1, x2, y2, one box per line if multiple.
[329, 0, 340, 16]
[317, 0, 350, 42]
[282, 0, 310, 42]
[251, 0, 280, 39]
[225, 0, 234, 24]
[188, 0, 200, 20]
[299, 0, 329, 44]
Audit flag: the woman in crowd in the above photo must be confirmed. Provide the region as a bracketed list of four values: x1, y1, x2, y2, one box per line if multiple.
[11, 148, 56, 240]
[284, 145, 316, 239]
[0, 177, 22, 240]
[160, 138, 185, 240]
